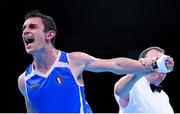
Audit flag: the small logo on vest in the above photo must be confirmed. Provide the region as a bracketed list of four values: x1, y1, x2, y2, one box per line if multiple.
[30, 83, 40, 88]
[56, 76, 63, 84]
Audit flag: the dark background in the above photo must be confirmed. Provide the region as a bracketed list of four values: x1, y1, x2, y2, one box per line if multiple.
[0, 0, 179, 112]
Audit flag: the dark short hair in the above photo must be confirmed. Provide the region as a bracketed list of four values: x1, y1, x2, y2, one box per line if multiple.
[139, 46, 165, 59]
[24, 10, 57, 46]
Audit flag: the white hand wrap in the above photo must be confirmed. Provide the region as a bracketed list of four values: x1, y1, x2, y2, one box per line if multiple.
[156, 55, 172, 73]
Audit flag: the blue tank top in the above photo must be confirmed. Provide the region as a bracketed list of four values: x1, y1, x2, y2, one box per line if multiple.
[24, 51, 92, 113]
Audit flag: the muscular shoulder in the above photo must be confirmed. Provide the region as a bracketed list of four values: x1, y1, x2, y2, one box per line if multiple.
[18, 73, 26, 96]
[69, 52, 97, 65]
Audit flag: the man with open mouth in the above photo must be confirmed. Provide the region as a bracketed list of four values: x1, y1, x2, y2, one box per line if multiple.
[18, 10, 174, 113]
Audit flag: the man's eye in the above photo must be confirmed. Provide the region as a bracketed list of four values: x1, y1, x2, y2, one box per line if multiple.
[29, 24, 37, 29]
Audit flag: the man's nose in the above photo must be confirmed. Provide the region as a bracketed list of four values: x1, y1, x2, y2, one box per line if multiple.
[23, 26, 31, 35]
[23, 31, 30, 36]
[23, 28, 31, 36]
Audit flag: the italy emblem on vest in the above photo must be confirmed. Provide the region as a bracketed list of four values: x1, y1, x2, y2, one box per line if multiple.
[56, 76, 63, 84]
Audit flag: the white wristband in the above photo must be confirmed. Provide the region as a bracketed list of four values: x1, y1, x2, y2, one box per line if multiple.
[156, 55, 172, 73]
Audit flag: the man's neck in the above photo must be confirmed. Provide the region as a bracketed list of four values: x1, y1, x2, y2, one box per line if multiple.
[32, 48, 59, 73]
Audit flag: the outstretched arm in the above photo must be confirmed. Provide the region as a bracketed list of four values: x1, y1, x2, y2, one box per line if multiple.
[85, 57, 153, 74]
[69, 52, 154, 76]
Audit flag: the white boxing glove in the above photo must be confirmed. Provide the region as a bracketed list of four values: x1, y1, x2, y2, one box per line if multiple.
[156, 55, 172, 73]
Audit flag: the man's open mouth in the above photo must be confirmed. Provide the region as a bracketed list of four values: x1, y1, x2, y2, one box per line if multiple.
[24, 36, 35, 45]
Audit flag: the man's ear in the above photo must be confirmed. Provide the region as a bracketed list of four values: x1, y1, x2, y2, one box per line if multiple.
[46, 30, 56, 40]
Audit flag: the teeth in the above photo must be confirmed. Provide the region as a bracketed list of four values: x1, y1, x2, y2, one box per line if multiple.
[25, 36, 33, 41]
